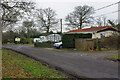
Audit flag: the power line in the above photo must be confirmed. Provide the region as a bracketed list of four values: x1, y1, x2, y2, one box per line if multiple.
[95, 10, 120, 17]
[95, 1, 120, 11]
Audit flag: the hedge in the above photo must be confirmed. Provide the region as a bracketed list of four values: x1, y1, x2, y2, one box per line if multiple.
[34, 41, 54, 48]
[62, 33, 92, 48]
[20, 38, 33, 44]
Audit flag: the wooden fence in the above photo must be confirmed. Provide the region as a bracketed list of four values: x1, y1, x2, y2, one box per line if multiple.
[75, 38, 97, 51]
[75, 36, 119, 51]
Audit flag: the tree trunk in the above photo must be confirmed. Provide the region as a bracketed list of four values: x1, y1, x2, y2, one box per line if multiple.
[47, 26, 49, 33]
[47, 18, 50, 33]
[27, 28, 30, 38]
[79, 21, 82, 29]
[79, 17, 82, 29]
[0, 19, 2, 45]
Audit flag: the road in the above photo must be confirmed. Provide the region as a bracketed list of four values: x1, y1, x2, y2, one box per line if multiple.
[2, 45, 119, 79]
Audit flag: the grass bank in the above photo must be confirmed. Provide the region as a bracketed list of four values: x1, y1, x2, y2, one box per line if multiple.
[107, 54, 120, 61]
[2, 49, 66, 79]
[7, 42, 33, 45]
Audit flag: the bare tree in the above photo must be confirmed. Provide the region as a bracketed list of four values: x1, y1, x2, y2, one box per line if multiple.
[65, 5, 94, 29]
[22, 21, 35, 38]
[94, 16, 109, 27]
[1, 0, 35, 31]
[95, 17, 102, 27]
[36, 8, 58, 33]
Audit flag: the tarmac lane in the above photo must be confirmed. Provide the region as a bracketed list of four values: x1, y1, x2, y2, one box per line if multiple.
[2, 45, 119, 79]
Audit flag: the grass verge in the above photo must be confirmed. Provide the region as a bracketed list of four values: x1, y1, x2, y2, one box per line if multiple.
[7, 42, 33, 45]
[2, 49, 66, 78]
[107, 54, 120, 60]
[101, 48, 118, 51]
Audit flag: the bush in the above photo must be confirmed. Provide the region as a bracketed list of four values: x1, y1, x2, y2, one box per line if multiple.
[34, 41, 54, 48]
[2, 31, 19, 44]
[2, 38, 8, 44]
[62, 33, 92, 48]
[14, 41, 20, 44]
[20, 38, 33, 44]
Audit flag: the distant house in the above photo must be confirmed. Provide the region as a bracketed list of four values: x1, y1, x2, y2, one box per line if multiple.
[39, 36, 48, 42]
[33, 38, 42, 43]
[47, 34, 61, 42]
[66, 26, 120, 39]
[15, 37, 20, 42]
[39, 34, 61, 42]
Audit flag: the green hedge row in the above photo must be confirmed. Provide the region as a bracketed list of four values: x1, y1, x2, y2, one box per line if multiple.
[13, 38, 33, 44]
[62, 33, 92, 48]
[20, 38, 33, 44]
[34, 41, 54, 48]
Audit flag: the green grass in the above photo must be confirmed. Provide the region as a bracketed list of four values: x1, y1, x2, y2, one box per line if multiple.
[107, 54, 120, 60]
[7, 42, 15, 45]
[101, 48, 118, 51]
[7, 42, 33, 45]
[2, 49, 67, 78]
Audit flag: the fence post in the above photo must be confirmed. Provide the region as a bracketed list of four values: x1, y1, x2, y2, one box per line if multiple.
[97, 38, 101, 51]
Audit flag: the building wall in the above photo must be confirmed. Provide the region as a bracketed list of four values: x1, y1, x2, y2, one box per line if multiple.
[92, 30, 119, 39]
[40, 34, 61, 42]
[47, 34, 61, 42]
[40, 36, 48, 42]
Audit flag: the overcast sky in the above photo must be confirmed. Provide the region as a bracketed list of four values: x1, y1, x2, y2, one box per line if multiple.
[29, 0, 119, 32]
[32, 0, 119, 20]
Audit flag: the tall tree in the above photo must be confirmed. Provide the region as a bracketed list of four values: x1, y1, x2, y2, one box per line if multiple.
[108, 20, 120, 28]
[65, 5, 94, 29]
[1, 0, 35, 31]
[94, 16, 109, 27]
[36, 8, 58, 33]
[22, 21, 35, 38]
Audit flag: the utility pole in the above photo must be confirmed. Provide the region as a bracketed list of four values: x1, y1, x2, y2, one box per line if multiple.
[118, 1, 120, 26]
[60, 19, 62, 34]
[118, 1, 120, 50]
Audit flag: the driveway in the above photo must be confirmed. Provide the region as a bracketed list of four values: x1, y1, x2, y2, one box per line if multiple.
[2, 45, 119, 78]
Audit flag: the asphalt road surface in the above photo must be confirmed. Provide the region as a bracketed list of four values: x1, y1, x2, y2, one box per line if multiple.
[2, 45, 119, 79]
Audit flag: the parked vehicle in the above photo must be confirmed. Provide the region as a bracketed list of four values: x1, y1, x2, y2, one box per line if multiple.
[33, 38, 42, 43]
[53, 42, 62, 49]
